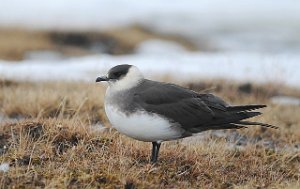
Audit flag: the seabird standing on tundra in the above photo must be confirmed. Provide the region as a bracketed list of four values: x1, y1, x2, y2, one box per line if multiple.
[96, 64, 276, 163]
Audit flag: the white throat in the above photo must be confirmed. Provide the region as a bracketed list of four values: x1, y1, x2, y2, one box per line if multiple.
[108, 66, 144, 93]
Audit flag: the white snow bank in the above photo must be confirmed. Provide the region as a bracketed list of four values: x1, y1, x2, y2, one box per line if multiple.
[1, 0, 299, 30]
[0, 0, 299, 52]
[1, 52, 300, 88]
[135, 40, 187, 55]
[271, 96, 300, 106]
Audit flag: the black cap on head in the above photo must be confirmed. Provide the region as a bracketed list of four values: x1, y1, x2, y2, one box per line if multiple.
[96, 64, 133, 82]
[107, 64, 132, 80]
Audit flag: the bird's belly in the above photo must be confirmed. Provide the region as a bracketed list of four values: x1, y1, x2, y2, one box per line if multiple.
[105, 104, 183, 142]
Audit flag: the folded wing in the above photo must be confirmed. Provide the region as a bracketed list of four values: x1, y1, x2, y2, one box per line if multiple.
[133, 80, 276, 135]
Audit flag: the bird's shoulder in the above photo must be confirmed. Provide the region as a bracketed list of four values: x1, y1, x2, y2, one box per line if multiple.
[133, 79, 228, 111]
[133, 79, 198, 104]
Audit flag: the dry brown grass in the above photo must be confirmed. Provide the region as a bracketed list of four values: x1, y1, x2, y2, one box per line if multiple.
[0, 28, 53, 60]
[0, 26, 197, 61]
[101, 25, 198, 52]
[0, 81, 108, 125]
[0, 79, 300, 188]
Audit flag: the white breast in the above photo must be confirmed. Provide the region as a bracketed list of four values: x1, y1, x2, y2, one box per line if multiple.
[104, 104, 183, 142]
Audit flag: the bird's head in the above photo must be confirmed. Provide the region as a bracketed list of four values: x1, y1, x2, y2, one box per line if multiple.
[96, 64, 144, 91]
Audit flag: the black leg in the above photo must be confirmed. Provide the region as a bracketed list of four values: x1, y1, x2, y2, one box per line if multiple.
[150, 142, 161, 163]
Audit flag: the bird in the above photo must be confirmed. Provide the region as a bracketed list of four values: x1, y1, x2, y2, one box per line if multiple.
[96, 64, 276, 163]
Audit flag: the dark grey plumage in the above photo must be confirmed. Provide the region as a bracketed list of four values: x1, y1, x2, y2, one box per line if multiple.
[130, 79, 276, 137]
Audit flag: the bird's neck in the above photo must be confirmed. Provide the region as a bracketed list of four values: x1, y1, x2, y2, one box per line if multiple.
[108, 77, 143, 94]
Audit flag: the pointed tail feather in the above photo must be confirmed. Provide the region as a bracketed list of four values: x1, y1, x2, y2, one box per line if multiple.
[237, 121, 278, 129]
[208, 124, 247, 130]
[226, 105, 267, 112]
[212, 112, 262, 125]
[189, 124, 247, 133]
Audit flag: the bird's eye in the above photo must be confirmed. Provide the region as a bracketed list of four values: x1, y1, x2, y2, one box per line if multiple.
[115, 72, 122, 77]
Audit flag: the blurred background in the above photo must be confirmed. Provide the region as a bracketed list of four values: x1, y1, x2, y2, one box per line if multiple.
[0, 0, 300, 88]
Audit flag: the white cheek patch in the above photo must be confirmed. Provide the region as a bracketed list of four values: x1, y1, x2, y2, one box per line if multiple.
[109, 66, 144, 92]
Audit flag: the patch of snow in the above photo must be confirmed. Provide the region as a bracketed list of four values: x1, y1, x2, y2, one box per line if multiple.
[135, 40, 187, 55]
[0, 0, 300, 52]
[0, 163, 9, 172]
[1, 52, 300, 88]
[24, 50, 66, 61]
[90, 123, 109, 133]
[0, 114, 5, 122]
[271, 96, 300, 106]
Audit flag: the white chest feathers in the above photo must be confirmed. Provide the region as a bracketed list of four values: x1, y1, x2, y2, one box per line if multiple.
[104, 104, 183, 142]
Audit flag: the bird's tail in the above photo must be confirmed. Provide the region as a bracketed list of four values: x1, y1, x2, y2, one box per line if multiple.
[226, 104, 267, 112]
[236, 121, 278, 129]
[225, 104, 277, 129]
[222, 104, 277, 129]
[190, 104, 277, 133]
[199, 105, 278, 130]
[190, 120, 277, 133]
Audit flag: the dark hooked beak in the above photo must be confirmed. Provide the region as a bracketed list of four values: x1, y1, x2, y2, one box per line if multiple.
[96, 76, 109, 82]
